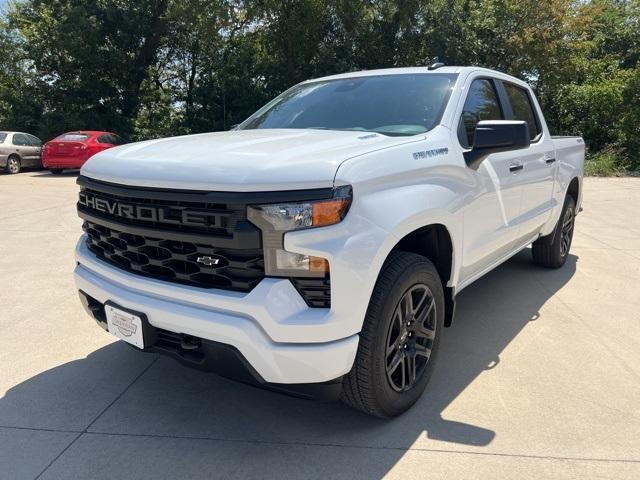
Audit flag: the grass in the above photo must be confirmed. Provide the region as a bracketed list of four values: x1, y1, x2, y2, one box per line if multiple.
[584, 146, 630, 176]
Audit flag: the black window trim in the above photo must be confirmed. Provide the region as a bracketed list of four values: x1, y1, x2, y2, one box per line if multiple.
[498, 79, 543, 144]
[456, 76, 507, 150]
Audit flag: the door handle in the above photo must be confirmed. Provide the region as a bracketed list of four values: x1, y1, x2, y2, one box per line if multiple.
[545, 157, 556, 164]
[509, 163, 524, 173]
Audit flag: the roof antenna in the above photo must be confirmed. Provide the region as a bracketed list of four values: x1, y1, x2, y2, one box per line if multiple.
[428, 57, 445, 70]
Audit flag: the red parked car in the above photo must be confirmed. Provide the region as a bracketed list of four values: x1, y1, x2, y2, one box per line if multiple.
[42, 131, 126, 174]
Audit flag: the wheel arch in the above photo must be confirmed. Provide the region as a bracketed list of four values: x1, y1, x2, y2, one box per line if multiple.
[387, 223, 457, 327]
[567, 176, 580, 208]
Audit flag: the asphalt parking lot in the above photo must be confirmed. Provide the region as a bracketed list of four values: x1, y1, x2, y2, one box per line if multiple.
[0, 171, 639, 479]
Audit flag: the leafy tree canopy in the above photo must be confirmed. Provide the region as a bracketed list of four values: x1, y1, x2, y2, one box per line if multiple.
[0, 0, 638, 172]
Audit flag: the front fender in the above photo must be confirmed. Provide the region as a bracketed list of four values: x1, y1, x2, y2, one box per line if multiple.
[284, 182, 464, 339]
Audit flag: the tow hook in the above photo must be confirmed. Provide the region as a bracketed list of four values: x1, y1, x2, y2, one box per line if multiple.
[180, 335, 201, 350]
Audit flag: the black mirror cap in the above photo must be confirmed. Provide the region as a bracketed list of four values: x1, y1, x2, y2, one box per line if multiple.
[464, 120, 530, 170]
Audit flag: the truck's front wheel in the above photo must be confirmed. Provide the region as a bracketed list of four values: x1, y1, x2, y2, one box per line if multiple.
[342, 252, 444, 417]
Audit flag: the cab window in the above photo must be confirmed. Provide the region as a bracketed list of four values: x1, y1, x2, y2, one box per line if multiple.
[503, 83, 541, 140]
[458, 79, 504, 148]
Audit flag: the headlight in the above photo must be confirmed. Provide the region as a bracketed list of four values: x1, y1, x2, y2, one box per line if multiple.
[248, 186, 352, 277]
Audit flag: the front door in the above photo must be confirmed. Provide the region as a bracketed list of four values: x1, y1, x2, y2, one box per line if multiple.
[457, 78, 525, 284]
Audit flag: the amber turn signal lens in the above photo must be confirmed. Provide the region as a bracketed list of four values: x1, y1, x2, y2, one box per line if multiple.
[312, 198, 351, 227]
[309, 256, 329, 273]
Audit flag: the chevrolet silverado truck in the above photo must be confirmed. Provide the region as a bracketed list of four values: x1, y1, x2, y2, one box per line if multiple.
[74, 66, 584, 417]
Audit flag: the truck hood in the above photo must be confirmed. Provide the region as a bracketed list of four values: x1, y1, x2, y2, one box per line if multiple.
[81, 129, 421, 191]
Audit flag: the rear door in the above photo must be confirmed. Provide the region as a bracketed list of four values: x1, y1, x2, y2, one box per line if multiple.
[12, 133, 36, 164]
[26, 134, 42, 166]
[457, 77, 525, 282]
[499, 81, 556, 240]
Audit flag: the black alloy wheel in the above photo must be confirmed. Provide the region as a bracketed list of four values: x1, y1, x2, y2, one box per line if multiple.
[560, 206, 574, 258]
[385, 284, 436, 392]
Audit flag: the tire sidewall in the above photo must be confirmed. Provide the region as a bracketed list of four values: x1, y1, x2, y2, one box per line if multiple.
[370, 260, 445, 416]
[554, 195, 576, 264]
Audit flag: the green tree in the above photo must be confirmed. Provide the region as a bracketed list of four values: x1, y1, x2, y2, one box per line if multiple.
[0, 0, 638, 172]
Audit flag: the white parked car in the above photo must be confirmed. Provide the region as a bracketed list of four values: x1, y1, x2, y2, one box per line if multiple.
[74, 65, 584, 417]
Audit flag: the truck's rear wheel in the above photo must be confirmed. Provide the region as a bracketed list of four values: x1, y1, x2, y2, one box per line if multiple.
[532, 195, 576, 268]
[342, 251, 444, 417]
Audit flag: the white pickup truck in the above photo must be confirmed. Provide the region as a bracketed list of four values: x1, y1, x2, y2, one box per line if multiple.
[75, 65, 584, 417]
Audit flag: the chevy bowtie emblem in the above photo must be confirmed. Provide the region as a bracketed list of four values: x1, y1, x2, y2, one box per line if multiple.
[196, 256, 220, 266]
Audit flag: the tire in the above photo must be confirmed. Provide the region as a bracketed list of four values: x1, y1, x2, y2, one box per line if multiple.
[49, 168, 64, 175]
[342, 251, 445, 418]
[6, 155, 21, 174]
[532, 195, 576, 268]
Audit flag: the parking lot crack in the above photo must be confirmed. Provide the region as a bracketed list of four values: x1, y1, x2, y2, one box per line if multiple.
[81, 430, 640, 465]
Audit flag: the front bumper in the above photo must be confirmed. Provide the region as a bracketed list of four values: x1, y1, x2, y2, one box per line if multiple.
[74, 238, 359, 385]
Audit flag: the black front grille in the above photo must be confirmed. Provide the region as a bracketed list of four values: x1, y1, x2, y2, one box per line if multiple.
[83, 220, 264, 290]
[78, 177, 265, 292]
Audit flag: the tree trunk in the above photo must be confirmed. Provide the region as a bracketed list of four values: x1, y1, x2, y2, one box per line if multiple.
[121, 0, 170, 122]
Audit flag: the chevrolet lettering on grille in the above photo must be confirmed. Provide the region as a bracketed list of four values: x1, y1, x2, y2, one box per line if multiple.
[78, 191, 227, 228]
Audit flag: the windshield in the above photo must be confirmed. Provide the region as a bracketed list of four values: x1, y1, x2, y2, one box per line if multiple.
[239, 73, 458, 137]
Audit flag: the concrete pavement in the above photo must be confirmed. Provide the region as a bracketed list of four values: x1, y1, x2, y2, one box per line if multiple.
[0, 171, 639, 479]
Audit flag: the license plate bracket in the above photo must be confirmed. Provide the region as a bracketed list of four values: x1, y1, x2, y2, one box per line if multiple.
[104, 302, 156, 349]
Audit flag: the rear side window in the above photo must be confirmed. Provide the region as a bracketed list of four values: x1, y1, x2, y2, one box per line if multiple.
[458, 79, 504, 148]
[12, 133, 30, 146]
[0, 133, 7, 143]
[97, 134, 111, 144]
[57, 133, 90, 141]
[27, 134, 41, 146]
[504, 83, 541, 140]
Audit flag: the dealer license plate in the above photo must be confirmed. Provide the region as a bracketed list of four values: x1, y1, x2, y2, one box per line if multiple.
[105, 304, 145, 349]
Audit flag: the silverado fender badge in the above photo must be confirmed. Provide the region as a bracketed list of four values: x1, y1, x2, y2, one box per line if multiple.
[413, 147, 449, 160]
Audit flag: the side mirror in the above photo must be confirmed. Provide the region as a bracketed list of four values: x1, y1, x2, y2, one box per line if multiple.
[464, 120, 530, 170]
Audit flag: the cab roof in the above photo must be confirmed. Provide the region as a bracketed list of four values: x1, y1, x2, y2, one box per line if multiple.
[306, 66, 528, 88]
